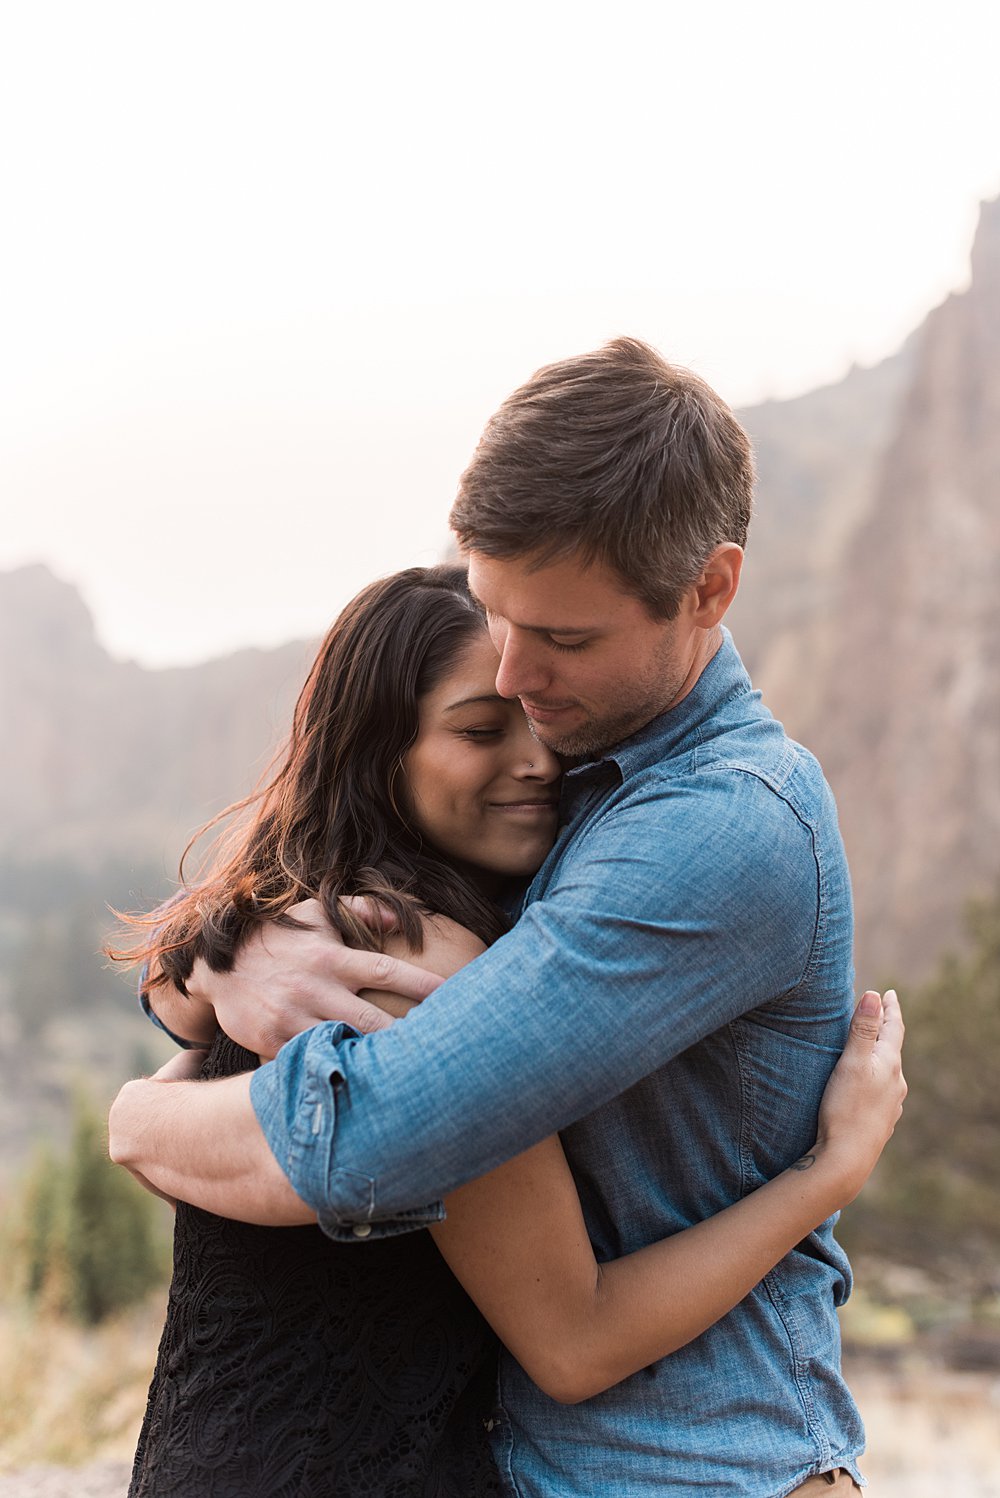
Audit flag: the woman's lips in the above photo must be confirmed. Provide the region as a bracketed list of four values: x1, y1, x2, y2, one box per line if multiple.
[489, 800, 559, 817]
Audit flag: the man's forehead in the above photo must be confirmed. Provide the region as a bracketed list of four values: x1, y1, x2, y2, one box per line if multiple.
[466, 549, 629, 630]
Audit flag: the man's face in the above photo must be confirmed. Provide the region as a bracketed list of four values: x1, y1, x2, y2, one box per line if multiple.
[466, 550, 695, 758]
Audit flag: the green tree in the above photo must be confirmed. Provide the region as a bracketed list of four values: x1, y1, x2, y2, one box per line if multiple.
[7, 1093, 168, 1323]
[9, 1142, 68, 1304]
[842, 886, 1000, 1293]
[64, 1094, 167, 1323]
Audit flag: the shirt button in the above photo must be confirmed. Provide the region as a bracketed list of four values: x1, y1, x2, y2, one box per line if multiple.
[483, 1419, 496, 1432]
[351, 1223, 372, 1238]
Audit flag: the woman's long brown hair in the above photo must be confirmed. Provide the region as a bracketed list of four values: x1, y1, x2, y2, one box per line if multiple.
[109, 565, 510, 999]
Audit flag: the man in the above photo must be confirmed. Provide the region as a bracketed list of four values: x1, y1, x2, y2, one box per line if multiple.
[112, 338, 869, 1494]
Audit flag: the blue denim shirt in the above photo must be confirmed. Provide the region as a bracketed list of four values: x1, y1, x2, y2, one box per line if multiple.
[250, 631, 863, 1496]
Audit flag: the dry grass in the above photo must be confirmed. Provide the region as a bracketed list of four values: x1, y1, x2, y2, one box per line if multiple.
[847, 1358, 1000, 1497]
[0, 1294, 165, 1470]
[2, 1297, 999, 1495]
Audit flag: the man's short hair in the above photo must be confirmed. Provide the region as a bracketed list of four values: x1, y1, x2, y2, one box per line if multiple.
[450, 337, 755, 619]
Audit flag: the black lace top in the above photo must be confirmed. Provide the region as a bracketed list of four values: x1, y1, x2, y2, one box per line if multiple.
[129, 1034, 502, 1497]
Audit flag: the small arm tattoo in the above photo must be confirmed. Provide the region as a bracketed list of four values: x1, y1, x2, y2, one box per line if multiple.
[790, 1153, 817, 1172]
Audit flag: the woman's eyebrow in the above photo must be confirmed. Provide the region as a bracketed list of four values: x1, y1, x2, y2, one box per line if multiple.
[444, 693, 506, 711]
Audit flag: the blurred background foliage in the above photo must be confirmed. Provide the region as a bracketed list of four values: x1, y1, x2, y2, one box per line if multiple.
[7, 1092, 168, 1325]
[841, 887, 1000, 1305]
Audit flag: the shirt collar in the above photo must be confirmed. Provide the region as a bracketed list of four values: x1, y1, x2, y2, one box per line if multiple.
[563, 628, 753, 784]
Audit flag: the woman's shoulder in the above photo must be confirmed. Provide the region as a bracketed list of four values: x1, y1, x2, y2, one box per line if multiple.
[384, 911, 487, 981]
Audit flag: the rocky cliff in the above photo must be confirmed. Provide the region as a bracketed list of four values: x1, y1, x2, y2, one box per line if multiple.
[0, 564, 314, 867]
[741, 197, 1000, 984]
[0, 568, 317, 1175]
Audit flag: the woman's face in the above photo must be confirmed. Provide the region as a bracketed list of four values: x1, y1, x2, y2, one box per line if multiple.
[404, 629, 562, 883]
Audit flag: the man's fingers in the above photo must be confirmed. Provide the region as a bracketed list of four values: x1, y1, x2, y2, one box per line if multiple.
[332, 947, 444, 1001]
[339, 895, 401, 935]
[283, 897, 327, 931]
[284, 895, 401, 938]
[249, 997, 394, 1060]
[329, 995, 396, 1036]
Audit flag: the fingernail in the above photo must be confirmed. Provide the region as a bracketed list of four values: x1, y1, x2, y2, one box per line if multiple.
[859, 992, 881, 1016]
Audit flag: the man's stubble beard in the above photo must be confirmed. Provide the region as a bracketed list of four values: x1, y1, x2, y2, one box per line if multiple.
[525, 637, 689, 760]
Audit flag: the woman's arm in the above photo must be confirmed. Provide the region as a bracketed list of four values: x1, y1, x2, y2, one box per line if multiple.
[393, 920, 905, 1406]
[434, 996, 899, 1403]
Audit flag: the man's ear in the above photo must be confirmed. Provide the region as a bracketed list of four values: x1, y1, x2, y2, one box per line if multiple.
[690, 544, 743, 627]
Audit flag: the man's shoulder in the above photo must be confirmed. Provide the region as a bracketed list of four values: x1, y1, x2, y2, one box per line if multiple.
[554, 751, 821, 909]
[614, 721, 836, 836]
[696, 724, 835, 822]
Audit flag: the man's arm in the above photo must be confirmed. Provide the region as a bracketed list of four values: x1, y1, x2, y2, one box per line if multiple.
[111, 773, 825, 1232]
[142, 912, 441, 1059]
[109, 1064, 315, 1224]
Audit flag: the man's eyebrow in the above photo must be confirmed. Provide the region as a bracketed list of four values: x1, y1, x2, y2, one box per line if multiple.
[467, 586, 593, 637]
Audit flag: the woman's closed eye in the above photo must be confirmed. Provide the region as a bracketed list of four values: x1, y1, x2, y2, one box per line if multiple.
[457, 726, 505, 741]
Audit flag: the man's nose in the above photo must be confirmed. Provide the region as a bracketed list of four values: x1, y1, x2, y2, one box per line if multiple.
[495, 631, 547, 700]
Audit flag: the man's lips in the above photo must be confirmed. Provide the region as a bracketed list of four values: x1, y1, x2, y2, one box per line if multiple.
[520, 700, 579, 723]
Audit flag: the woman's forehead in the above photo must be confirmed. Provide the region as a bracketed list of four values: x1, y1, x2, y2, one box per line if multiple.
[425, 632, 505, 713]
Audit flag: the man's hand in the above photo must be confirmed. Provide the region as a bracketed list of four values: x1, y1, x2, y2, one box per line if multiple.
[114, 1049, 209, 1207]
[186, 898, 445, 1059]
[813, 989, 906, 1201]
[109, 1065, 315, 1225]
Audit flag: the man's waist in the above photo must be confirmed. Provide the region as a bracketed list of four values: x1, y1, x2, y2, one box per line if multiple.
[496, 1284, 861, 1496]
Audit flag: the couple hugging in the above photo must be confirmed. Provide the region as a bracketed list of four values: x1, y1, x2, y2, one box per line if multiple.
[110, 337, 905, 1497]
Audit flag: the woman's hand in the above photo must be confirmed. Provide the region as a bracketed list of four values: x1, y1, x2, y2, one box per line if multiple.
[147, 1049, 210, 1083]
[812, 989, 906, 1202]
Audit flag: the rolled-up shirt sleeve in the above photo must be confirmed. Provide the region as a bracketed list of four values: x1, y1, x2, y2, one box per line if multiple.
[249, 771, 822, 1234]
[249, 1021, 447, 1240]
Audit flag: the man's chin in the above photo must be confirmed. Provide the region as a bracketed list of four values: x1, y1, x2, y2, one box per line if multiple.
[529, 718, 610, 760]
[532, 705, 660, 760]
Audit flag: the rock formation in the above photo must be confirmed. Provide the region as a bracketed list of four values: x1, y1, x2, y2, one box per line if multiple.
[740, 197, 1000, 984]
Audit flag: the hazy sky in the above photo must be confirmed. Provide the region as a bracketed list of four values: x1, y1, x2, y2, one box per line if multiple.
[2, 0, 998, 666]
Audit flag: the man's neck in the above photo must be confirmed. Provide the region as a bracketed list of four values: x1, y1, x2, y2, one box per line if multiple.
[664, 624, 725, 717]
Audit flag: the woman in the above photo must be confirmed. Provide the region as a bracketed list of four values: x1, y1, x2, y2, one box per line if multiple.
[113, 564, 903, 1497]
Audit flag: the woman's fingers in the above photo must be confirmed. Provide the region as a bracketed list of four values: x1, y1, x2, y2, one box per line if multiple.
[878, 989, 908, 1119]
[876, 988, 905, 1053]
[851, 988, 906, 1129]
[815, 988, 907, 1169]
[846, 989, 905, 1079]
[151, 1049, 209, 1082]
[848, 990, 883, 1051]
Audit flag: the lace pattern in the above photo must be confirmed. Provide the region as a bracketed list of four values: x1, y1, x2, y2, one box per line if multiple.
[129, 1034, 502, 1497]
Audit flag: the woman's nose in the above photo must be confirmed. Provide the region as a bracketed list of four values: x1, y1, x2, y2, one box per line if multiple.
[512, 739, 561, 782]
